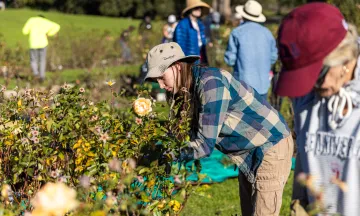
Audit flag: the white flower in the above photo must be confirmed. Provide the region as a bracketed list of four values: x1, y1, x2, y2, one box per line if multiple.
[109, 158, 121, 172]
[137, 176, 144, 183]
[99, 132, 110, 143]
[133, 98, 152, 116]
[174, 175, 182, 184]
[79, 87, 85, 93]
[12, 127, 22, 135]
[50, 169, 61, 179]
[94, 125, 102, 134]
[62, 83, 73, 90]
[32, 137, 39, 144]
[21, 138, 29, 145]
[58, 176, 68, 183]
[90, 115, 98, 121]
[135, 117, 143, 125]
[31, 130, 39, 137]
[105, 80, 116, 86]
[31, 182, 79, 215]
[126, 132, 132, 138]
[79, 175, 90, 188]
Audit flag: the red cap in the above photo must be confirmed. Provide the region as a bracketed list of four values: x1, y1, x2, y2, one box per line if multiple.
[275, 3, 348, 97]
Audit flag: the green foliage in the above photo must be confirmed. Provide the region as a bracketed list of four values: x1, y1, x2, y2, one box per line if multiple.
[7, 0, 187, 18]
[0, 9, 140, 48]
[99, 0, 121, 17]
[327, 0, 360, 28]
[0, 84, 207, 215]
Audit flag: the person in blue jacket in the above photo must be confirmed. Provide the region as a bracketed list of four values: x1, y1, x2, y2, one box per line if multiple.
[173, 0, 210, 64]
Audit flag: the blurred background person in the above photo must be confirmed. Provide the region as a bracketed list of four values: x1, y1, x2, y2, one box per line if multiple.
[204, 10, 221, 46]
[0, 0, 5, 11]
[138, 15, 153, 33]
[224, 0, 277, 101]
[162, 14, 177, 43]
[276, 3, 360, 215]
[173, 0, 210, 64]
[22, 15, 60, 82]
[119, 26, 135, 63]
[204, 11, 223, 67]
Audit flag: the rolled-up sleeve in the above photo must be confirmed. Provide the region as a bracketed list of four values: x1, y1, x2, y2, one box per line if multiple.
[224, 31, 238, 67]
[270, 35, 278, 64]
[180, 78, 231, 161]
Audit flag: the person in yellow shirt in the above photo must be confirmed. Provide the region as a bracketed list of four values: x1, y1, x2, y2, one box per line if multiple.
[22, 15, 60, 82]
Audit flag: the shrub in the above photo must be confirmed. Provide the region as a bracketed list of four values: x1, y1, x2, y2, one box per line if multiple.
[0, 84, 206, 215]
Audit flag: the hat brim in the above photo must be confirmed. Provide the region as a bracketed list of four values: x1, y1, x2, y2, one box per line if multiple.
[234, 6, 244, 19]
[182, 2, 211, 17]
[235, 5, 244, 13]
[274, 60, 323, 97]
[240, 8, 266, 22]
[144, 55, 200, 81]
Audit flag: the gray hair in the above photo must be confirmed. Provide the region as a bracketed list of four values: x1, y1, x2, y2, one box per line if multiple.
[323, 23, 359, 67]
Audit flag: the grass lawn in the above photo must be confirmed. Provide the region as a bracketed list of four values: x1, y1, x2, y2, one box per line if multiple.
[0, 8, 140, 48]
[181, 171, 294, 216]
[1, 64, 140, 89]
[0, 8, 295, 215]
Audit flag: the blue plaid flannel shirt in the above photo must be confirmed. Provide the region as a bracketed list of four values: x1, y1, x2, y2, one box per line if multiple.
[181, 66, 291, 183]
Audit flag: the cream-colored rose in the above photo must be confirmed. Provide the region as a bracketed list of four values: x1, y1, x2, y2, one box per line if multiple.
[133, 98, 152, 116]
[31, 182, 79, 216]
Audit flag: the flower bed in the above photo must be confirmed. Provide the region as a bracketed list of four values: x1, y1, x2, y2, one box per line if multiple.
[0, 84, 206, 215]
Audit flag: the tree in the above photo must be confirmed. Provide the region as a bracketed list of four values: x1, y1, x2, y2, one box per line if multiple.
[99, 0, 120, 16]
[327, 0, 360, 27]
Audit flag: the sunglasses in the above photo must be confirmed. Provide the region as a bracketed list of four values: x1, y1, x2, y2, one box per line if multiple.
[315, 65, 330, 88]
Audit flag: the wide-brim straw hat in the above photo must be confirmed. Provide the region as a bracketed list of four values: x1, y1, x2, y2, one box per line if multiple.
[236, 0, 266, 23]
[182, 0, 211, 17]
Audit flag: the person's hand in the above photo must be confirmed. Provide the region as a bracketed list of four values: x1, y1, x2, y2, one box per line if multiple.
[159, 150, 177, 164]
[159, 150, 177, 175]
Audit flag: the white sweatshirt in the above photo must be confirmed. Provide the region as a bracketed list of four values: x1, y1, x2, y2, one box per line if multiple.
[292, 56, 360, 216]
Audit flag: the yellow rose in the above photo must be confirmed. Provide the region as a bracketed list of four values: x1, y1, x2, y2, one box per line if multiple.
[31, 182, 79, 216]
[1, 184, 12, 199]
[169, 200, 181, 212]
[133, 98, 152, 116]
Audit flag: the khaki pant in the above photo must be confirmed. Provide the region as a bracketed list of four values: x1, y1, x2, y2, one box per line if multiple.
[238, 135, 294, 216]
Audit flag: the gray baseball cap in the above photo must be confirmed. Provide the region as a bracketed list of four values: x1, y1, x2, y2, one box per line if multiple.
[144, 42, 200, 81]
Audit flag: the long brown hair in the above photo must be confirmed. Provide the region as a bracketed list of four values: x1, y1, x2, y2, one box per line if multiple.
[167, 61, 200, 135]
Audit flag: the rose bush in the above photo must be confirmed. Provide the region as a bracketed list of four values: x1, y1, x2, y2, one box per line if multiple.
[0, 84, 208, 215]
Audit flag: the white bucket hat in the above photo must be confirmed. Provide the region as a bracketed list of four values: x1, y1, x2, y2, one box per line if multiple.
[168, 14, 177, 24]
[234, 6, 243, 19]
[144, 42, 199, 81]
[236, 0, 266, 23]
